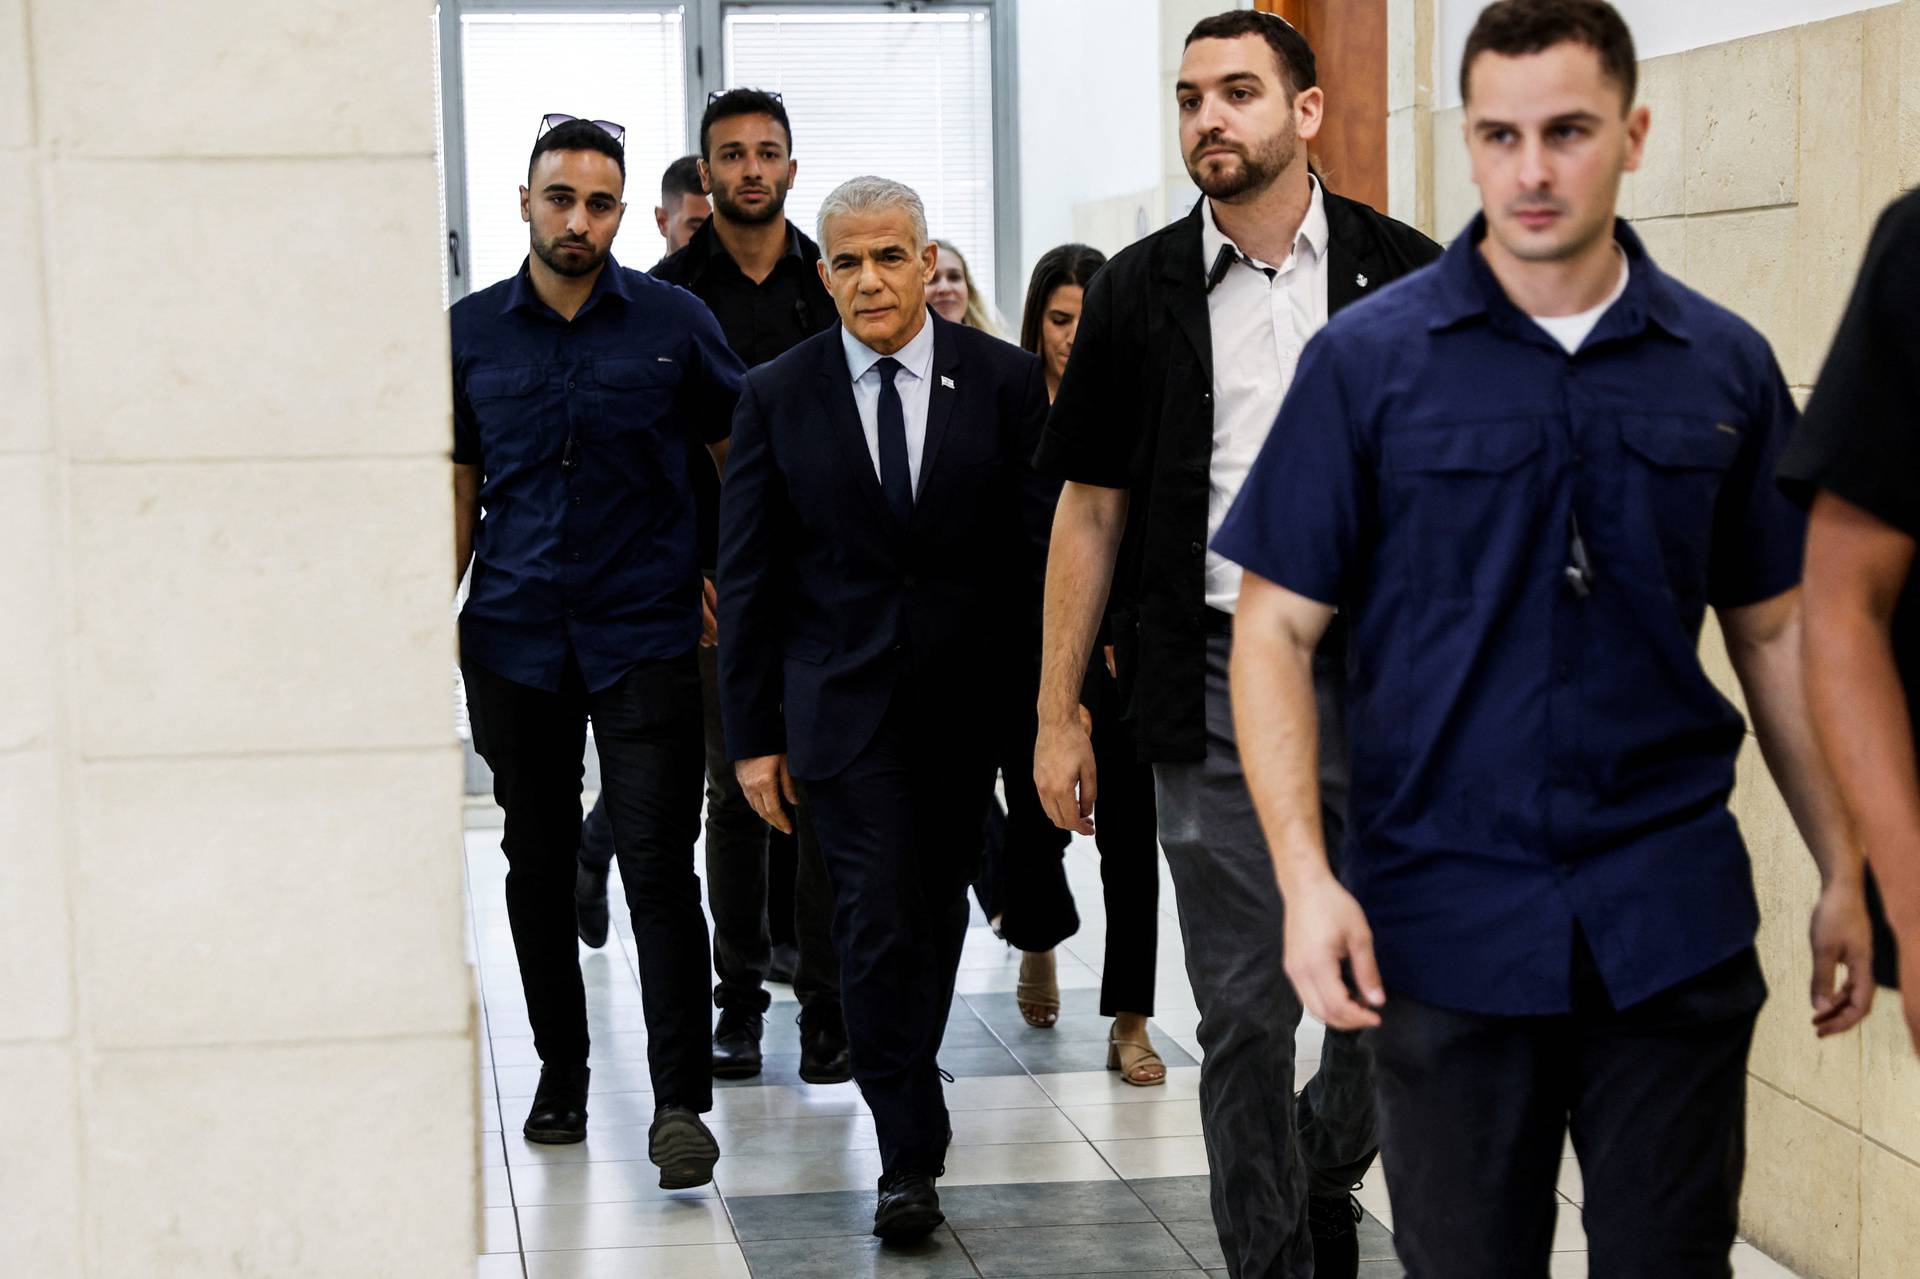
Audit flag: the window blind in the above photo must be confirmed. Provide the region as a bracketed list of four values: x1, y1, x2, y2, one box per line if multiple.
[722, 8, 998, 316]
[459, 10, 688, 292]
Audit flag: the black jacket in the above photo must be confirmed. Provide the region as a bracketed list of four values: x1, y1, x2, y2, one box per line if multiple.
[717, 313, 1052, 780]
[1034, 189, 1443, 762]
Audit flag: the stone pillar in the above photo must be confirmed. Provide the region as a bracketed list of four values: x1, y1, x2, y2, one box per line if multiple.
[0, 2, 476, 1274]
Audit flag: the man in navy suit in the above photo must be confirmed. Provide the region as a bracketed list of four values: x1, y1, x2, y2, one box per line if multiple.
[717, 175, 1051, 1241]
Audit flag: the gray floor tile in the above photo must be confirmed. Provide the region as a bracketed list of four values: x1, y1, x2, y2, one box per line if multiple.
[1161, 1220, 1223, 1270]
[936, 1044, 1027, 1078]
[939, 1179, 1155, 1230]
[1358, 1211, 1397, 1263]
[958, 1222, 1195, 1276]
[1006, 1038, 1196, 1077]
[740, 1226, 979, 1277]
[726, 1189, 876, 1241]
[1126, 1176, 1211, 1223]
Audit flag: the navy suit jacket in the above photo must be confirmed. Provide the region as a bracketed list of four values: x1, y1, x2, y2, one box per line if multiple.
[717, 311, 1053, 781]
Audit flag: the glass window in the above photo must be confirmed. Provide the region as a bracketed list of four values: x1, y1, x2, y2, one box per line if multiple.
[723, 7, 998, 313]
[459, 9, 688, 291]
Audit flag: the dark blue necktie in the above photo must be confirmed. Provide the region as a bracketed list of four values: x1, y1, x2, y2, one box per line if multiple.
[875, 357, 913, 524]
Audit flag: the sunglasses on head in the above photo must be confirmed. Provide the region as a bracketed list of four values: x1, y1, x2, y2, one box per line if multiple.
[706, 89, 784, 103]
[536, 113, 626, 145]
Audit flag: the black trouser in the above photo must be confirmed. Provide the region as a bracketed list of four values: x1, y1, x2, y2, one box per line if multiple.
[1367, 940, 1766, 1279]
[465, 653, 712, 1112]
[803, 685, 995, 1175]
[973, 690, 1078, 954]
[578, 646, 841, 1019]
[1084, 658, 1159, 1016]
[971, 661, 1160, 1016]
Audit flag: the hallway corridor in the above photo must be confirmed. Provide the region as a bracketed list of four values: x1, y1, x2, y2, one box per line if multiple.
[464, 802, 1803, 1278]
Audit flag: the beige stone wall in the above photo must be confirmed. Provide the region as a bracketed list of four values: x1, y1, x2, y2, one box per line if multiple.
[1402, 4, 1920, 1275]
[0, 2, 476, 1275]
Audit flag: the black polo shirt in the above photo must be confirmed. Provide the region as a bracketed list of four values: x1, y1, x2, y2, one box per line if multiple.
[654, 218, 837, 568]
[652, 218, 835, 366]
[1777, 190, 1920, 990]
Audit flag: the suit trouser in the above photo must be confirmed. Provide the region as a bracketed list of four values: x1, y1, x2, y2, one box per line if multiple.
[1368, 942, 1764, 1278]
[464, 652, 713, 1112]
[579, 646, 842, 1019]
[802, 687, 996, 1175]
[1152, 633, 1377, 1279]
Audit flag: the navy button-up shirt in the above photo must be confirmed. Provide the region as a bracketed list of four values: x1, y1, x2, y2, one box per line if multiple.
[452, 256, 744, 692]
[1213, 218, 1803, 1016]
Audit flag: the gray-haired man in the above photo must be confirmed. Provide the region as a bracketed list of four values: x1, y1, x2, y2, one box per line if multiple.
[716, 176, 1053, 1241]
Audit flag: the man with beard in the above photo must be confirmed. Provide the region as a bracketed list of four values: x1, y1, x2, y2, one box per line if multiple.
[451, 116, 743, 1189]
[639, 88, 848, 1086]
[1030, 12, 1438, 1278]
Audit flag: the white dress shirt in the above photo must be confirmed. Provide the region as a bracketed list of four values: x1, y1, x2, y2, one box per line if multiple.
[842, 311, 937, 494]
[1202, 177, 1331, 612]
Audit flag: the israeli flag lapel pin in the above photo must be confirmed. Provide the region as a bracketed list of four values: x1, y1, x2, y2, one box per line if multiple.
[940, 375, 956, 389]
[1355, 272, 1370, 289]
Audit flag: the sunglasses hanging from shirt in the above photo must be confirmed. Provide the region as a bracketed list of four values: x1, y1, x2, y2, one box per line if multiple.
[536, 113, 626, 146]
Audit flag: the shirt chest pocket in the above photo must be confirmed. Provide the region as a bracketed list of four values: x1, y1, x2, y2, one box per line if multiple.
[465, 363, 550, 465]
[1616, 414, 1742, 601]
[594, 356, 681, 441]
[1385, 422, 1545, 599]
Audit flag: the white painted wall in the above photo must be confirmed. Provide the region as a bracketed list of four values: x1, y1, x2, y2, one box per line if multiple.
[1014, 0, 1163, 298]
[1435, 0, 1901, 107]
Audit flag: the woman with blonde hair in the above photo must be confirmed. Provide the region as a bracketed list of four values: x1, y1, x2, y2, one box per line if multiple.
[927, 239, 1005, 336]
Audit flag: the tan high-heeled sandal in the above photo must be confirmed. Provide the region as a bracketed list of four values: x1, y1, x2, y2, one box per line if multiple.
[1107, 1024, 1166, 1087]
[1016, 949, 1059, 1028]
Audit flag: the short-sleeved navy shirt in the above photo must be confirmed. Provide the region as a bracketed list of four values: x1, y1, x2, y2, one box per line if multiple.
[452, 255, 745, 692]
[1213, 217, 1804, 1016]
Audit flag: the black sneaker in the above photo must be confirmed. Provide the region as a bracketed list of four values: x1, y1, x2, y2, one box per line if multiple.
[522, 1063, 590, 1144]
[872, 1169, 944, 1242]
[710, 1007, 764, 1079]
[574, 864, 609, 949]
[797, 1007, 851, 1085]
[649, 1104, 720, 1189]
[1305, 1187, 1363, 1279]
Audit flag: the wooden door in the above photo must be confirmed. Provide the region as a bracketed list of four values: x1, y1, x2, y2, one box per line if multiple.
[1257, 0, 1389, 212]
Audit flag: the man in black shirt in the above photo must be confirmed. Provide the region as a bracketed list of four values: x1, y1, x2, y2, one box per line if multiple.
[1780, 188, 1920, 1051]
[645, 88, 845, 1085]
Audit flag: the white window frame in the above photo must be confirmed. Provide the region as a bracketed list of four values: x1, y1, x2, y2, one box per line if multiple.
[436, 0, 1021, 309]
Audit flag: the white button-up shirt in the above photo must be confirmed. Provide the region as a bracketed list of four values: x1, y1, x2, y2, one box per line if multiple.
[1202, 177, 1331, 612]
[842, 310, 937, 494]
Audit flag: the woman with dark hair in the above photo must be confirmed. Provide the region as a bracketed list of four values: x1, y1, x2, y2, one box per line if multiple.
[979, 243, 1165, 1085]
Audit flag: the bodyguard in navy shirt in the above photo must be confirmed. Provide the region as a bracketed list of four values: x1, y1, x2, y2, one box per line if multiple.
[1216, 7, 1874, 1275]
[451, 118, 742, 1189]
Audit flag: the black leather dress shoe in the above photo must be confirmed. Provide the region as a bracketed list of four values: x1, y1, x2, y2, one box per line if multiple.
[797, 1008, 852, 1085]
[574, 864, 609, 949]
[522, 1063, 590, 1144]
[872, 1170, 944, 1241]
[1306, 1189, 1362, 1279]
[649, 1104, 720, 1189]
[710, 1007, 764, 1079]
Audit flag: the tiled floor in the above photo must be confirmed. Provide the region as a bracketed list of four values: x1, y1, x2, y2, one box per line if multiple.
[465, 800, 1802, 1278]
